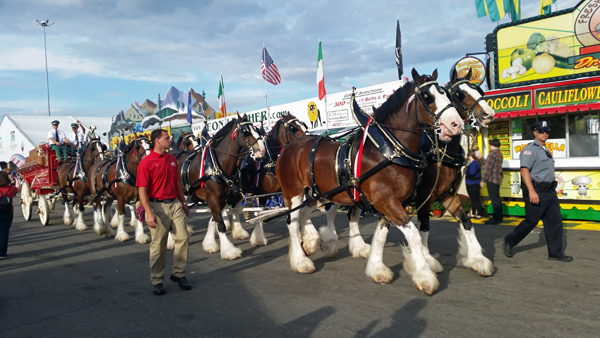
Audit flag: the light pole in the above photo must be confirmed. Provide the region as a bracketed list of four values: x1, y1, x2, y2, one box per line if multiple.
[35, 19, 54, 117]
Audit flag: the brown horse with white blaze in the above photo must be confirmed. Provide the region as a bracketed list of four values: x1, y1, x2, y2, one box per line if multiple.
[276, 69, 464, 295]
[224, 113, 307, 246]
[176, 114, 265, 260]
[88, 136, 151, 243]
[56, 129, 105, 230]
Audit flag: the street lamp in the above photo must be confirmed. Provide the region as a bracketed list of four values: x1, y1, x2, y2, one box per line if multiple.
[35, 19, 54, 117]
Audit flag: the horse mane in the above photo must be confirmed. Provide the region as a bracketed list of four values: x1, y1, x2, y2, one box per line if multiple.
[373, 81, 412, 122]
[211, 118, 237, 144]
[175, 134, 184, 149]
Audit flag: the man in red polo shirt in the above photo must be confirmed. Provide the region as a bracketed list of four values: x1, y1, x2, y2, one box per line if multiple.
[137, 129, 191, 296]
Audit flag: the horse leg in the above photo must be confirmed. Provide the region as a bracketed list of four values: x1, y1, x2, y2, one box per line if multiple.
[451, 203, 494, 276]
[74, 194, 87, 231]
[115, 198, 130, 242]
[416, 204, 443, 273]
[231, 200, 250, 240]
[202, 217, 220, 253]
[212, 205, 242, 260]
[134, 218, 150, 244]
[102, 201, 115, 237]
[319, 203, 338, 258]
[128, 204, 137, 227]
[365, 219, 393, 283]
[348, 207, 370, 258]
[167, 231, 175, 250]
[396, 221, 439, 295]
[221, 208, 232, 232]
[288, 196, 315, 273]
[93, 201, 107, 235]
[300, 201, 320, 256]
[109, 203, 119, 228]
[63, 193, 74, 226]
[249, 219, 268, 247]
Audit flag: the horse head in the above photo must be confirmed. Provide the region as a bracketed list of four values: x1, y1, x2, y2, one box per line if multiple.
[234, 113, 265, 159]
[447, 68, 495, 128]
[179, 130, 200, 151]
[267, 113, 307, 148]
[410, 68, 464, 142]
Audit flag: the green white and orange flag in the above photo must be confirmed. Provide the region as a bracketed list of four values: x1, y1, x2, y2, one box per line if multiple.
[218, 74, 226, 117]
[317, 40, 326, 100]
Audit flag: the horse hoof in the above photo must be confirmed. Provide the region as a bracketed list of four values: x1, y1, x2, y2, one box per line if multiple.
[75, 224, 88, 231]
[115, 233, 130, 242]
[203, 243, 220, 253]
[136, 234, 151, 244]
[415, 283, 436, 296]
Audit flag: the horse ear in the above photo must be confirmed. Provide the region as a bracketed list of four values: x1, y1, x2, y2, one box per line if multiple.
[466, 67, 473, 82]
[411, 68, 420, 84]
[450, 67, 458, 84]
[431, 69, 438, 81]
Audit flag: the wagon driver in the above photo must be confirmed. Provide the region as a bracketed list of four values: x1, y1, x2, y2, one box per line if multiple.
[137, 128, 191, 296]
[47, 120, 69, 162]
[67, 121, 86, 149]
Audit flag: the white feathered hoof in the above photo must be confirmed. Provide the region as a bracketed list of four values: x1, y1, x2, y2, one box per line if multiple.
[468, 257, 494, 277]
[202, 238, 220, 253]
[75, 221, 88, 231]
[93, 222, 105, 236]
[109, 213, 119, 228]
[412, 270, 440, 296]
[290, 255, 316, 274]
[129, 219, 137, 228]
[115, 231, 130, 242]
[104, 226, 115, 238]
[231, 224, 250, 240]
[318, 226, 338, 258]
[425, 255, 444, 274]
[301, 236, 320, 256]
[220, 246, 242, 260]
[366, 262, 393, 284]
[64, 212, 73, 226]
[167, 233, 175, 250]
[352, 243, 371, 259]
[136, 233, 151, 244]
[249, 223, 268, 247]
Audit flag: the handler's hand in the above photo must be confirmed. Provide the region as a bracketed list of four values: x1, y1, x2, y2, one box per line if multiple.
[480, 181, 484, 188]
[182, 203, 190, 217]
[529, 191, 540, 205]
[146, 212, 157, 228]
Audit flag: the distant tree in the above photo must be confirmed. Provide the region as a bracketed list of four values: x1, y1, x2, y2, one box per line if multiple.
[202, 90, 208, 111]
[157, 93, 162, 112]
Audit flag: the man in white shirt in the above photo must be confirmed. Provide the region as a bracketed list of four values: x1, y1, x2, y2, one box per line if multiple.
[47, 120, 69, 162]
[67, 121, 86, 149]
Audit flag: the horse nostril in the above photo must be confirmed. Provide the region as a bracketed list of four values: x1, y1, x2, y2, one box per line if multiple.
[452, 122, 458, 128]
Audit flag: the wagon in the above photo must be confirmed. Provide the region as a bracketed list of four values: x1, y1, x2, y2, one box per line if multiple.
[17, 144, 65, 225]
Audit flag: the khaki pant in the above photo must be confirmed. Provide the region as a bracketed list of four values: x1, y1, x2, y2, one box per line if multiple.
[148, 200, 189, 285]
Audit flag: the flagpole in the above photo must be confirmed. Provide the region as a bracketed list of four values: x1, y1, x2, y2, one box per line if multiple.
[263, 44, 271, 130]
[324, 95, 329, 133]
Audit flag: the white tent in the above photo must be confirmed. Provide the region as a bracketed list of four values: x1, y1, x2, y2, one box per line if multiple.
[0, 115, 113, 164]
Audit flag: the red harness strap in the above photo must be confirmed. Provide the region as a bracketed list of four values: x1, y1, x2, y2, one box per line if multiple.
[353, 117, 372, 201]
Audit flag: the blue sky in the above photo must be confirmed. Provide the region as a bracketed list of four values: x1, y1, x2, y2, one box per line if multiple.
[0, 0, 580, 118]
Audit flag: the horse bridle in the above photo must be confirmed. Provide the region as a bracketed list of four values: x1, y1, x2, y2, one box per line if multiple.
[446, 79, 485, 124]
[183, 134, 201, 151]
[235, 119, 263, 151]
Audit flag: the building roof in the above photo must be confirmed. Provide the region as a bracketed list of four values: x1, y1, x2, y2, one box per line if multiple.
[6, 115, 113, 146]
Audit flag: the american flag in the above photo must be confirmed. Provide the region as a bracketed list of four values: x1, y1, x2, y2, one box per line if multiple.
[261, 46, 281, 85]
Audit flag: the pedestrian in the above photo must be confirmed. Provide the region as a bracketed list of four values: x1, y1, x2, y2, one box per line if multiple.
[47, 120, 69, 162]
[503, 121, 573, 262]
[137, 128, 191, 295]
[482, 138, 504, 225]
[465, 147, 484, 219]
[0, 171, 21, 259]
[67, 121, 86, 149]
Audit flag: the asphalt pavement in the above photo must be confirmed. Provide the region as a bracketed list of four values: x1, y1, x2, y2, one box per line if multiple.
[1, 201, 598, 337]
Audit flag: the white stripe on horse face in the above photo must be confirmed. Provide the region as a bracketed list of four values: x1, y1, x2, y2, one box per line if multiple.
[460, 84, 495, 127]
[429, 84, 464, 136]
[250, 126, 266, 158]
[141, 139, 151, 156]
[95, 142, 105, 160]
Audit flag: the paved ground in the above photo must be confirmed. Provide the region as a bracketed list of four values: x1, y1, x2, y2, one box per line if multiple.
[1, 202, 598, 337]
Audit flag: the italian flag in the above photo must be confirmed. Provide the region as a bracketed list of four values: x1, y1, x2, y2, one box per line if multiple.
[218, 74, 226, 117]
[317, 40, 326, 100]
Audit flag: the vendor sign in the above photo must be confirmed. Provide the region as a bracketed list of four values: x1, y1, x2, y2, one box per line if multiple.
[485, 90, 532, 113]
[451, 56, 486, 86]
[492, 0, 600, 88]
[535, 81, 600, 109]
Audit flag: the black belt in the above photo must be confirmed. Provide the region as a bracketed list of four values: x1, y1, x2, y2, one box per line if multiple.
[149, 198, 177, 203]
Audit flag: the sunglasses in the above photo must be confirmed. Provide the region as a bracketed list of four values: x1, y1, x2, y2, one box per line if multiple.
[535, 128, 550, 134]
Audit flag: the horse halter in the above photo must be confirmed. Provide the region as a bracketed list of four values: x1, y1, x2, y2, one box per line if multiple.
[282, 117, 307, 143]
[446, 79, 485, 125]
[234, 119, 263, 150]
[411, 80, 455, 125]
[183, 134, 201, 151]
